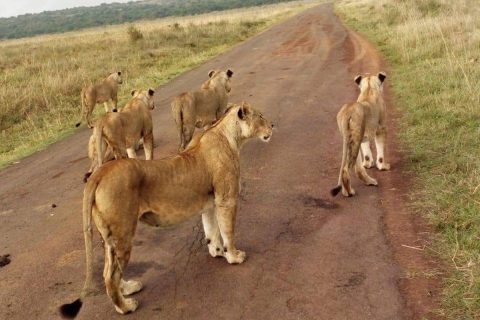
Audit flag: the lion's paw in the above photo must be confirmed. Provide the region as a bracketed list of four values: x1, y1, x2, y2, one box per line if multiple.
[342, 187, 355, 197]
[377, 162, 390, 171]
[225, 249, 246, 264]
[208, 243, 225, 258]
[114, 298, 138, 315]
[121, 279, 143, 296]
[363, 157, 374, 169]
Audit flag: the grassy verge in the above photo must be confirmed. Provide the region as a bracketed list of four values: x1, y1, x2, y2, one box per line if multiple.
[0, 0, 321, 168]
[336, 0, 480, 318]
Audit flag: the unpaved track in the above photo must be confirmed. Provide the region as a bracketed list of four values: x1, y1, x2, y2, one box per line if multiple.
[0, 4, 439, 319]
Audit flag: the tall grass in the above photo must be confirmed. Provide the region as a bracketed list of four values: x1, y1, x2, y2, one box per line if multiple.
[336, 0, 480, 318]
[0, 0, 321, 168]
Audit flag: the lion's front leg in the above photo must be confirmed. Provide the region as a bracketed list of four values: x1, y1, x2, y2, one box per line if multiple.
[215, 201, 246, 264]
[201, 209, 224, 258]
[361, 139, 374, 168]
[375, 126, 390, 170]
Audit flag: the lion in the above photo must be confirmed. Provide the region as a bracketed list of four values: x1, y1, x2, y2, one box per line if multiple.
[59, 102, 273, 318]
[330, 72, 390, 197]
[76, 71, 123, 128]
[171, 69, 233, 151]
[83, 89, 155, 182]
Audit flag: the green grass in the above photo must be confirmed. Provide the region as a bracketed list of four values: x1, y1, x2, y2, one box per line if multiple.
[0, 0, 321, 168]
[336, 0, 480, 318]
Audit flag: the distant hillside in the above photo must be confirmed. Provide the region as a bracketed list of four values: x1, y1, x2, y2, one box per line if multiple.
[0, 0, 294, 39]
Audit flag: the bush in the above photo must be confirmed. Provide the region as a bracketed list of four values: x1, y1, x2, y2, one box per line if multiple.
[127, 25, 143, 42]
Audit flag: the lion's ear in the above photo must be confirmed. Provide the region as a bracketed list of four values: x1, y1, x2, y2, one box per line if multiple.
[241, 101, 251, 108]
[208, 70, 215, 78]
[131, 90, 137, 96]
[238, 102, 250, 120]
[238, 107, 245, 120]
[378, 72, 386, 83]
[148, 88, 155, 96]
[226, 69, 233, 78]
[354, 75, 362, 85]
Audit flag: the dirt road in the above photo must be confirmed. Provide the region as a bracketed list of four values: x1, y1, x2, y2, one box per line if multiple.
[0, 4, 440, 319]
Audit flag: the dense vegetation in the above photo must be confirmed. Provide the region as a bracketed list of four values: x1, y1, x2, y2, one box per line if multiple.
[0, 0, 295, 39]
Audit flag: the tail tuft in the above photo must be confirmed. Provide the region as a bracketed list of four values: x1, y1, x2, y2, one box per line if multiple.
[330, 186, 341, 197]
[59, 298, 82, 319]
[75, 122, 81, 128]
[83, 172, 92, 183]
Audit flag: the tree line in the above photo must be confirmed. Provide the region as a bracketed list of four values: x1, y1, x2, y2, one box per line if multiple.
[0, 0, 294, 39]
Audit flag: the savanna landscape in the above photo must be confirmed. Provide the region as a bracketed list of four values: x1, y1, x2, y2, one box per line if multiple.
[0, 0, 478, 319]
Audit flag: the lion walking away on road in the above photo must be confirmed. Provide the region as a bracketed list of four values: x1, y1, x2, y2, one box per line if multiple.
[83, 89, 155, 182]
[331, 72, 390, 197]
[171, 69, 233, 151]
[76, 71, 123, 128]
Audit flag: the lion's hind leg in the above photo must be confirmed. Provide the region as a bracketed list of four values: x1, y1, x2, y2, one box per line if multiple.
[375, 126, 391, 171]
[202, 208, 224, 258]
[93, 210, 139, 314]
[143, 133, 154, 160]
[354, 151, 378, 186]
[85, 103, 95, 129]
[181, 125, 195, 151]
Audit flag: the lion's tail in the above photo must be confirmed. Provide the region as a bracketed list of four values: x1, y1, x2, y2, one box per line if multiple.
[59, 178, 99, 319]
[171, 97, 184, 145]
[95, 122, 104, 167]
[76, 89, 86, 128]
[331, 116, 353, 197]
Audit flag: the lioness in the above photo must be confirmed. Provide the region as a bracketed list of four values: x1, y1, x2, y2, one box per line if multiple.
[83, 89, 155, 182]
[330, 72, 390, 197]
[76, 71, 123, 128]
[171, 69, 233, 151]
[59, 102, 273, 318]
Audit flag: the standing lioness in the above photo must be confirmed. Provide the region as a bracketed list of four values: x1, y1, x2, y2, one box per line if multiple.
[172, 69, 233, 151]
[59, 102, 273, 318]
[84, 89, 155, 182]
[331, 72, 390, 197]
[76, 71, 123, 128]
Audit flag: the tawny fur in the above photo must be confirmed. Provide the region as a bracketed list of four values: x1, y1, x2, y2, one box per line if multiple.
[84, 89, 155, 181]
[331, 72, 390, 197]
[59, 102, 273, 317]
[77, 72, 123, 128]
[171, 69, 233, 151]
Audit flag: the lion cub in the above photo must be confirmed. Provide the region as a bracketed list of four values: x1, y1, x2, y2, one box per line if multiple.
[76, 71, 123, 128]
[331, 72, 390, 197]
[84, 89, 155, 182]
[171, 69, 233, 151]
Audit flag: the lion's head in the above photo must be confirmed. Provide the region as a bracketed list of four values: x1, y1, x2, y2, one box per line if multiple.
[226, 102, 273, 142]
[108, 71, 123, 84]
[205, 69, 233, 93]
[131, 88, 155, 110]
[354, 72, 386, 94]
